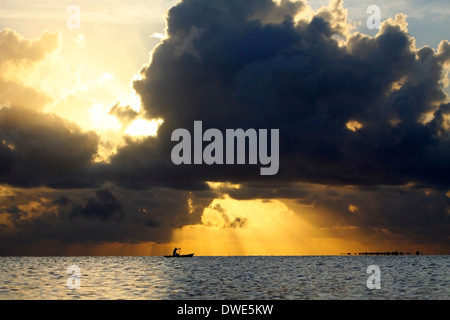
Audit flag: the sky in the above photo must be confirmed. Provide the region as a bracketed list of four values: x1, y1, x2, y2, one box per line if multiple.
[0, 0, 449, 256]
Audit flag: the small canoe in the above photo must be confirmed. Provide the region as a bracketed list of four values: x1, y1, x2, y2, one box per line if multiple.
[164, 253, 194, 258]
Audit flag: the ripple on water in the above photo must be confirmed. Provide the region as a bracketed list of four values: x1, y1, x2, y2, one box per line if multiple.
[0, 256, 449, 300]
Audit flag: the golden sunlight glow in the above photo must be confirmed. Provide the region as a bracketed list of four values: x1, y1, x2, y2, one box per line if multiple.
[1, 140, 15, 150]
[348, 204, 358, 213]
[293, 1, 315, 24]
[442, 67, 449, 89]
[62, 241, 175, 256]
[99, 72, 115, 83]
[16, 200, 58, 220]
[118, 88, 143, 113]
[74, 33, 86, 48]
[206, 182, 241, 190]
[125, 118, 164, 137]
[390, 76, 407, 91]
[441, 114, 450, 131]
[420, 112, 436, 125]
[150, 32, 167, 40]
[346, 120, 363, 132]
[171, 196, 339, 256]
[89, 101, 122, 131]
[187, 198, 194, 214]
[0, 185, 15, 198]
[0, 22, 170, 167]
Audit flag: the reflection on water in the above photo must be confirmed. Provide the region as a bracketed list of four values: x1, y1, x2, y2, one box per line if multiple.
[0, 256, 448, 299]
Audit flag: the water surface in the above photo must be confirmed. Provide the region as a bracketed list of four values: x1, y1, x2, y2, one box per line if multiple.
[0, 256, 448, 299]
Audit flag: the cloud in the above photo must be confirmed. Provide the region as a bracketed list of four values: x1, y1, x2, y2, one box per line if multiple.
[100, 0, 450, 251]
[0, 28, 59, 62]
[108, 102, 139, 126]
[229, 216, 248, 228]
[0, 0, 449, 254]
[216, 181, 449, 247]
[212, 203, 248, 228]
[348, 204, 358, 213]
[0, 28, 110, 189]
[0, 107, 99, 188]
[4, 1, 448, 192]
[0, 29, 101, 190]
[0, 185, 215, 254]
[0, 28, 60, 110]
[113, 0, 450, 190]
[69, 189, 124, 222]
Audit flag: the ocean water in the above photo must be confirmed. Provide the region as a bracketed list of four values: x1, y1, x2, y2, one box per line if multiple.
[0, 256, 448, 300]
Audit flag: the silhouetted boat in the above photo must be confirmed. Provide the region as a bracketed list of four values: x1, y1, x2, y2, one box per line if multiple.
[164, 253, 194, 258]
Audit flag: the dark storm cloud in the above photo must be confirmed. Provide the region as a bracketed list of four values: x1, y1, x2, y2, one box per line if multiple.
[0, 107, 100, 188]
[1, 0, 449, 254]
[2, 0, 448, 191]
[0, 186, 214, 254]
[108, 103, 139, 126]
[229, 217, 248, 229]
[114, 0, 450, 189]
[317, 185, 450, 247]
[69, 189, 124, 222]
[99, 0, 450, 251]
[219, 182, 449, 246]
[212, 203, 248, 228]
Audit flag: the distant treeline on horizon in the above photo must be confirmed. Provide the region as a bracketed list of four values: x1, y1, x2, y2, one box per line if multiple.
[341, 251, 422, 256]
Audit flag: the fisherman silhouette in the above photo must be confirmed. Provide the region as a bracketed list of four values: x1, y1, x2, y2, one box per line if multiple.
[173, 247, 180, 257]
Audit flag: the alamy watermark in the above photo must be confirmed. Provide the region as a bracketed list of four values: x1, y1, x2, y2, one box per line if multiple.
[171, 121, 279, 175]
[67, 265, 81, 289]
[67, 5, 81, 30]
[367, 5, 381, 30]
[366, 265, 381, 289]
